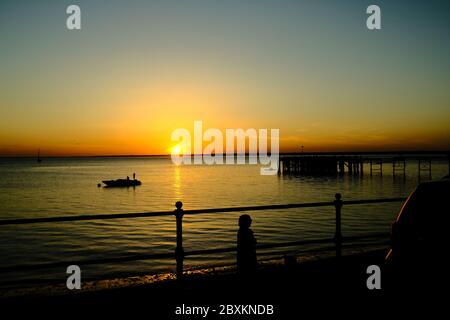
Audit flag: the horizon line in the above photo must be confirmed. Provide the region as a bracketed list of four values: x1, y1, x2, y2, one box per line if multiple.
[0, 150, 449, 158]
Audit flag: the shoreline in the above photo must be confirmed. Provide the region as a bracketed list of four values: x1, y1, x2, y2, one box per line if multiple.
[0, 244, 388, 300]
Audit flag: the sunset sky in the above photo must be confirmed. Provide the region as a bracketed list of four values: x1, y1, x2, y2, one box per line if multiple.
[1, 0, 449, 156]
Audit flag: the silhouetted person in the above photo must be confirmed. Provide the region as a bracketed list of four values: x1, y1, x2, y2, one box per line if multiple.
[127, 176, 130, 181]
[133, 173, 136, 180]
[237, 214, 257, 275]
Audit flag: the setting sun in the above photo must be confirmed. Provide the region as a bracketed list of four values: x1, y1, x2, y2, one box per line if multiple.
[171, 145, 182, 156]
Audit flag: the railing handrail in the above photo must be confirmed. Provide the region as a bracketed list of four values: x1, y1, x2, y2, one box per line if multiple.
[0, 195, 406, 281]
[0, 197, 406, 226]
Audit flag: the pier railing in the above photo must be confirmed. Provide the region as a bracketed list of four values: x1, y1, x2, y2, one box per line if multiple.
[0, 194, 407, 279]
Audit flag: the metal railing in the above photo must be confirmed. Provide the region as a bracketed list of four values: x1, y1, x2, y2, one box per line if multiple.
[0, 194, 407, 278]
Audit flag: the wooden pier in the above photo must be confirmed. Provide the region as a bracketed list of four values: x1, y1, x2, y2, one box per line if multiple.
[279, 151, 450, 178]
[280, 156, 363, 175]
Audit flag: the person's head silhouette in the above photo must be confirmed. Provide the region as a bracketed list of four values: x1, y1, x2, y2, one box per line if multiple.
[239, 214, 252, 229]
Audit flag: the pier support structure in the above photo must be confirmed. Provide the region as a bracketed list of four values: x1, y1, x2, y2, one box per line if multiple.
[418, 159, 432, 181]
[370, 159, 383, 176]
[392, 157, 406, 179]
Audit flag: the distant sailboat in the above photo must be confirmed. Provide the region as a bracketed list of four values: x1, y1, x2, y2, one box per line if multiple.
[37, 149, 42, 163]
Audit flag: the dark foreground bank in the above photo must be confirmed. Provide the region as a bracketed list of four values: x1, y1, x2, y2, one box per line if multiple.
[1, 248, 446, 318]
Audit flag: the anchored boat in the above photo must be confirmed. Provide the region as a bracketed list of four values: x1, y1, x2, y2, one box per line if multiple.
[102, 179, 141, 187]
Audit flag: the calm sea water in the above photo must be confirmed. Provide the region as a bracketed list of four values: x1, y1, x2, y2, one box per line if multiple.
[0, 156, 447, 287]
